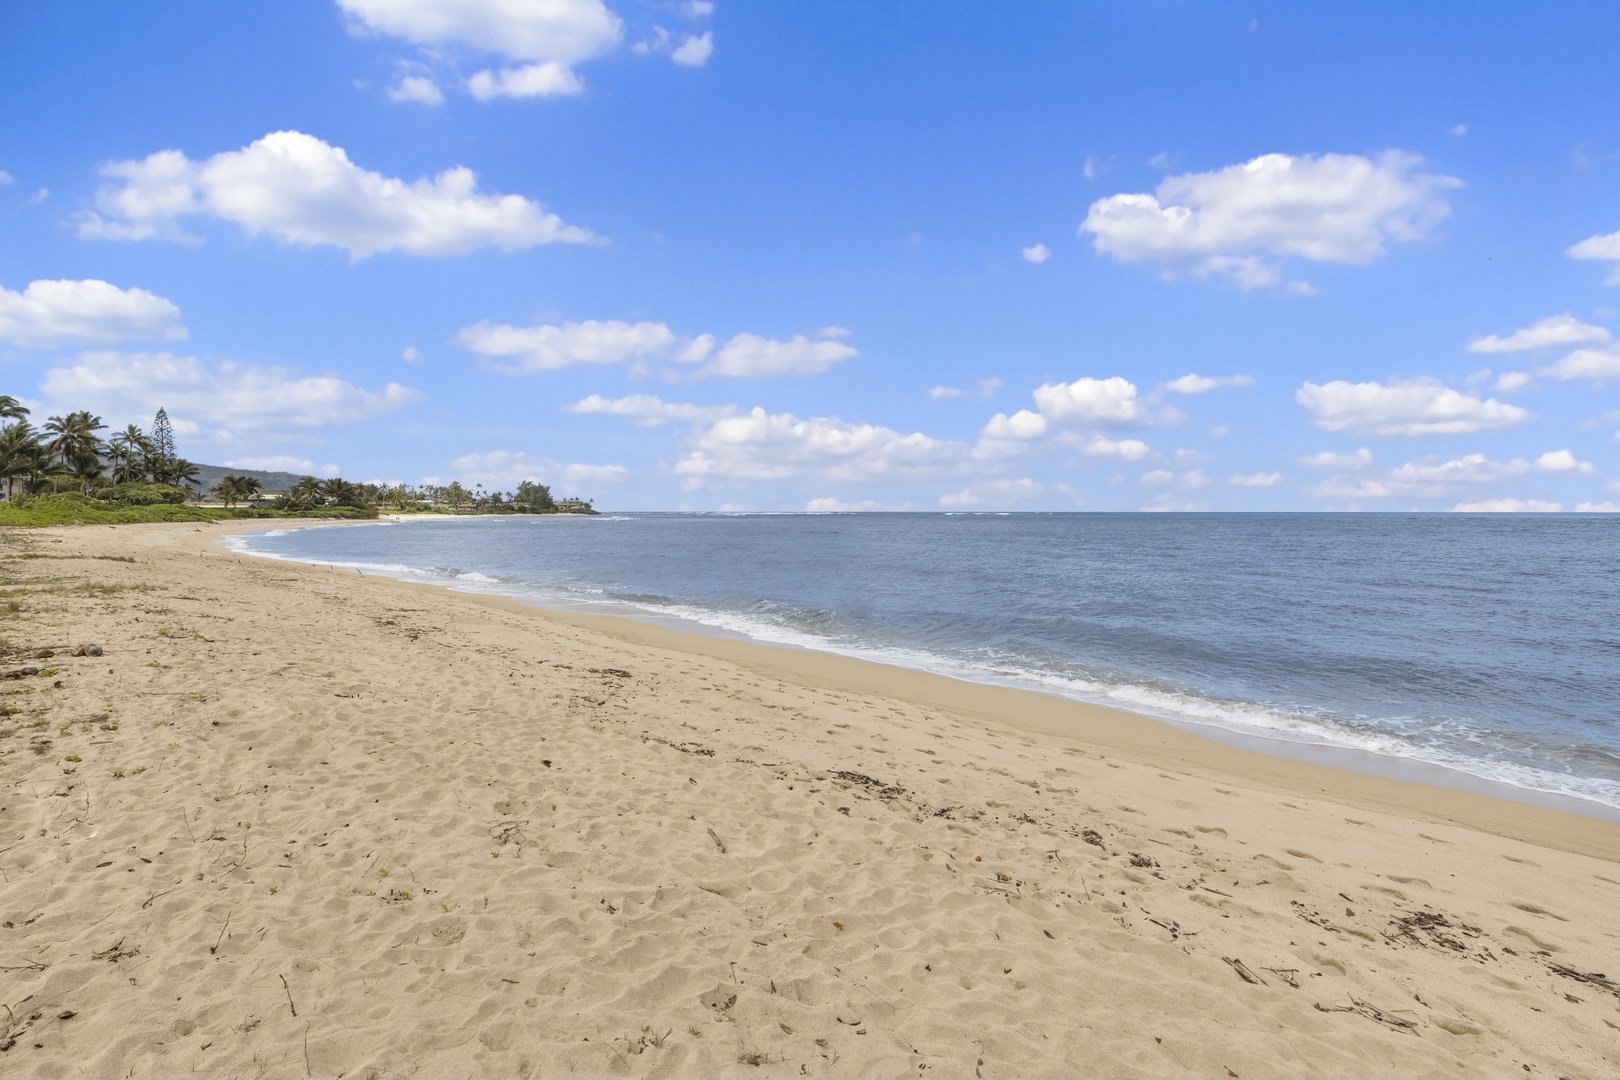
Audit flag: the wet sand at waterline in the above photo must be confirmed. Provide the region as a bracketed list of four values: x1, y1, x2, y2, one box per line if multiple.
[1, 521, 1616, 1078]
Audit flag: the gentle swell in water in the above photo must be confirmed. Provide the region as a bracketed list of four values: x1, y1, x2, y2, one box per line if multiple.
[223, 515, 1620, 812]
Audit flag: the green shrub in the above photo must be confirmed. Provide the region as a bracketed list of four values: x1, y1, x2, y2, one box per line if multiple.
[94, 482, 192, 506]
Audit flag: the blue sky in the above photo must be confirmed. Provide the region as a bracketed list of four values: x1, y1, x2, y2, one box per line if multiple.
[4, 1, 1620, 511]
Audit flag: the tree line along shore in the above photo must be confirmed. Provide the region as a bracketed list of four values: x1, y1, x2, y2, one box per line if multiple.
[0, 397, 598, 526]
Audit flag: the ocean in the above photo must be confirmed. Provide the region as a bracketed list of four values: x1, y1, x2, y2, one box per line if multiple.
[227, 513, 1620, 814]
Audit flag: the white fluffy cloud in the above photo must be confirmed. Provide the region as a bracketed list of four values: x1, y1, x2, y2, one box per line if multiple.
[1064, 433, 1152, 461]
[693, 332, 857, 378]
[1300, 447, 1374, 470]
[444, 449, 627, 491]
[673, 408, 965, 484]
[1538, 344, 1620, 383]
[965, 376, 1174, 463]
[972, 409, 1048, 459]
[805, 497, 893, 512]
[339, 0, 623, 99]
[1161, 372, 1255, 394]
[1567, 228, 1620, 285]
[671, 31, 714, 67]
[460, 319, 855, 378]
[1081, 151, 1459, 289]
[1304, 449, 1590, 502]
[77, 131, 596, 257]
[938, 478, 1043, 508]
[0, 279, 185, 348]
[1296, 378, 1531, 436]
[566, 393, 734, 426]
[635, 26, 714, 68]
[459, 320, 675, 373]
[1021, 243, 1051, 264]
[1467, 313, 1610, 353]
[1229, 472, 1284, 487]
[39, 351, 422, 432]
[1575, 501, 1620, 512]
[387, 74, 445, 105]
[1453, 499, 1562, 513]
[1033, 376, 1146, 424]
[928, 378, 1001, 401]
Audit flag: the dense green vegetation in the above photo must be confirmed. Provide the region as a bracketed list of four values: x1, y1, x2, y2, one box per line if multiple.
[0, 396, 598, 527]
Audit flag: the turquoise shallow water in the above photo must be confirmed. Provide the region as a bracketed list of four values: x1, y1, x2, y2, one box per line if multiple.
[230, 513, 1620, 812]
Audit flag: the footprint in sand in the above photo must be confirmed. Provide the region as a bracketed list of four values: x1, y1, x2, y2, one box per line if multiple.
[1503, 925, 1562, 952]
[1386, 875, 1432, 889]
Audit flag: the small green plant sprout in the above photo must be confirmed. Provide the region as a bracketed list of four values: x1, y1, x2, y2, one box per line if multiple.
[192, 632, 206, 641]
[111, 767, 126, 777]
[100, 722, 118, 731]
[31, 742, 50, 755]
[737, 1051, 766, 1066]
[59, 725, 72, 735]
[131, 766, 146, 775]
[687, 1027, 703, 1038]
[63, 754, 81, 762]
[377, 867, 388, 878]
[38, 668, 58, 678]
[268, 886, 277, 895]
[440, 903, 451, 912]
[166, 741, 179, 748]
[157, 627, 172, 637]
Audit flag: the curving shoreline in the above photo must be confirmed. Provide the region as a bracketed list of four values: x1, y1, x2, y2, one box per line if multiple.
[1, 521, 1616, 1077]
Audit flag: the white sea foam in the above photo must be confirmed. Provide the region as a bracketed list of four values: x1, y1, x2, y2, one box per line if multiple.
[223, 524, 1620, 813]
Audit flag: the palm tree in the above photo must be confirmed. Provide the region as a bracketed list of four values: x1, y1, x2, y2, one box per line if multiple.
[169, 458, 201, 494]
[274, 475, 322, 512]
[108, 425, 152, 484]
[319, 477, 368, 508]
[210, 474, 261, 508]
[69, 447, 105, 494]
[42, 411, 107, 492]
[210, 476, 243, 507]
[0, 421, 44, 501]
[0, 395, 28, 422]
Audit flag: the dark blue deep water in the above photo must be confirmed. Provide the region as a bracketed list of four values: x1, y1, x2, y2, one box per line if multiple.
[232, 513, 1620, 810]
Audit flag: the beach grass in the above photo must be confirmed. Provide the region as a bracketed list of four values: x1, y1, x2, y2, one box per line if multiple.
[0, 494, 377, 527]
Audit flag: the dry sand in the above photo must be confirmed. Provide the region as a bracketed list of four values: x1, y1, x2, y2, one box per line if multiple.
[1, 520, 1618, 1079]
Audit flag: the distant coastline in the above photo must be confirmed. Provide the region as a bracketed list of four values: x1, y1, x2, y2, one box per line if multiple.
[0, 399, 601, 526]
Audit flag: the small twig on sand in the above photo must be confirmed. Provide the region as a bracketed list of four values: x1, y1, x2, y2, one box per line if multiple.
[1314, 998, 1418, 1034]
[281, 973, 298, 1017]
[1222, 957, 1266, 985]
[211, 910, 232, 955]
[706, 827, 726, 854]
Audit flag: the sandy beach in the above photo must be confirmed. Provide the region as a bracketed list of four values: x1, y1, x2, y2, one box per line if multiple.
[1, 521, 1617, 1079]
